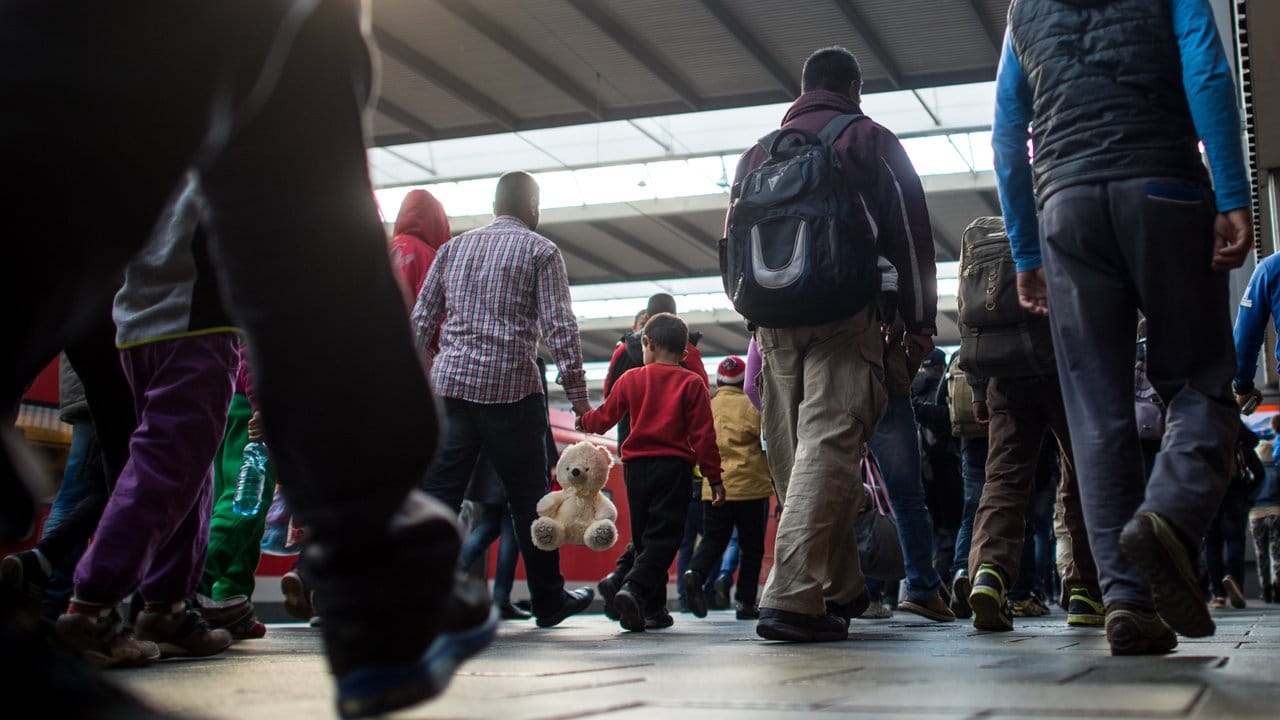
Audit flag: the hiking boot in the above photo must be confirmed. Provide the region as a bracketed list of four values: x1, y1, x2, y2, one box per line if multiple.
[281, 568, 314, 622]
[1066, 586, 1105, 627]
[950, 572, 972, 619]
[1224, 575, 1246, 609]
[2, 549, 49, 605]
[714, 573, 733, 610]
[55, 605, 161, 669]
[192, 593, 253, 629]
[969, 563, 1013, 632]
[860, 600, 893, 619]
[1011, 591, 1051, 618]
[612, 583, 646, 632]
[534, 587, 594, 628]
[756, 608, 849, 643]
[226, 614, 267, 640]
[134, 603, 233, 658]
[1119, 511, 1215, 637]
[899, 590, 956, 622]
[645, 608, 674, 630]
[1105, 604, 1177, 656]
[735, 602, 760, 620]
[683, 570, 708, 618]
[597, 572, 622, 621]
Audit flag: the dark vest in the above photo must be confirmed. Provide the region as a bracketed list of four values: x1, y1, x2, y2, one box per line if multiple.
[1009, 0, 1209, 203]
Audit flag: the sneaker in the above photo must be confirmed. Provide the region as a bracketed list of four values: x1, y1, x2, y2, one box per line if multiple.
[714, 573, 733, 609]
[534, 587, 594, 628]
[1010, 592, 1051, 618]
[497, 602, 532, 620]
[1208, 596, 1226, 609]
[597, 572, 622, 621]
[55, 605, 161, 669]
[335, 575, 498, 719]
[950, 572, 972, 619]
[1105, 604, 1177, 656]
[192, 593, 253, 629]
[226, 614, 267, 640]
[644, 608, 674, 630]
[969, 563, 1014, 632]
[756, 608, 849, 643]
[1119, 511, 1215, 637]
[134, 603, 233, 658]
[683, 570, 708, 618]
[860, 600, 893, 619]
[2, 549, 49, 605]
[1224, 575, 1246, 609]
[612, 583, 646, 632]
[735, 602, 760, 620]
[281, 569, 314, 622]
[899, 590, 957, 622]
[1066, 586, 1105, 627]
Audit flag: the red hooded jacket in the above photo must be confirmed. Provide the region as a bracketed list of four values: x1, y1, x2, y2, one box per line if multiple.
[389, 189, 451, 310]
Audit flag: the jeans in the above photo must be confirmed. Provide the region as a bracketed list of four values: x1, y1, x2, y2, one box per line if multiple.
[39, 420, 105, 618]
[458, 502, 520, 606]
[952, 436, 988, 576]
[869, 394, 941, 598]
[1203, 480, 1248, 597]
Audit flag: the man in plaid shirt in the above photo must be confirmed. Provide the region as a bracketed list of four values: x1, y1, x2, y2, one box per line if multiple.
[412, 171, 595, 627]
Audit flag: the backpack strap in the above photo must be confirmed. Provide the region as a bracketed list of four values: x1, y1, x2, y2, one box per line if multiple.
[817, 113, 865, 146]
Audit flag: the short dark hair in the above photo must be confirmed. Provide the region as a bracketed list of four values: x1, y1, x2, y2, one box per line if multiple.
[801, 46, 862, 95]
[494, 171, 538, 215]
[646, 292, 677, 316]
[643, 312, 688, 355]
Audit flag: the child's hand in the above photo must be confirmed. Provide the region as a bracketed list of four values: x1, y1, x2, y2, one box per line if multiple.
[574, 416, 585, 432]
[709, 483, 727, 507]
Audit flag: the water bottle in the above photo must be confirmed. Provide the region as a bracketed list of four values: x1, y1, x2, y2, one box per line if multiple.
[233, 441, 269, 516]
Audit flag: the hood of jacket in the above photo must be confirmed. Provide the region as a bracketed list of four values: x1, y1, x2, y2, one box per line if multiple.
[392, 189, 451, 250]
[780, 89, 862, 127]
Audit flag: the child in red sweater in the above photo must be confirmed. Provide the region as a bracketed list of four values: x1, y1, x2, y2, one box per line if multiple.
[578, 312, 725, 632]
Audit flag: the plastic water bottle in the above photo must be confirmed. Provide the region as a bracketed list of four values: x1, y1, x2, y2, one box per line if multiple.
[233, 441, 269, 516]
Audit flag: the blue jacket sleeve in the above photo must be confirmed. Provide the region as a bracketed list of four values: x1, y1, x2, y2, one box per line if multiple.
[991, 29, 1040, 272]
[1171, 0, 1250, 212]
[1234, 259, 1273, 391]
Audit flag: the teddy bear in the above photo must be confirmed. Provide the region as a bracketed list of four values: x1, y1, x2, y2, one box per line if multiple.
[531, 441, 619, 552]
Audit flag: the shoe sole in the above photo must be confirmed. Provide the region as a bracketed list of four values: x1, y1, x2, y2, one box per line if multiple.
[969, 588, 1013, 632]
[1107, 610, 1177, 656]
[337, 607, 498, 719]
[1119, 513, 1215, 638]
[950, 576, 972, 619]
[281, 574, 314, 621]
[1066, 614, 1105, 627]
[898, 600, 955, 623]
[597, 579, 620, 621]
[755, 619, 847, 643]
[684, 574, 707, 618]
[535, 591, 593, 628]
[614, 591, 646, 632]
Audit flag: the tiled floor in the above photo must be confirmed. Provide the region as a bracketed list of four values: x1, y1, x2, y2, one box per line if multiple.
[116, 605, 1280, 719]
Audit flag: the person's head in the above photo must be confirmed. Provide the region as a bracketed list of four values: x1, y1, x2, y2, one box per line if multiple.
[641, 312, 688, 365]
[801, 46, 863, 103]
[1271, 414, 1280, 435]
[646, 292, 677, 317]
[920, 347, 946, 375]
[631, 309, 647, 332]
[493, 171, 540, 230]
[717, 356, 746, 388]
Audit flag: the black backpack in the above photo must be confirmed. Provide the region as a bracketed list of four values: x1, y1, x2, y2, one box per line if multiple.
[720, 114, 878, 329]
[955, 216, 1055, 378]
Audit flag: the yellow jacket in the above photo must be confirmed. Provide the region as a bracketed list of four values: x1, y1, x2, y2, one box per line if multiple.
[702, 386, 774, 501]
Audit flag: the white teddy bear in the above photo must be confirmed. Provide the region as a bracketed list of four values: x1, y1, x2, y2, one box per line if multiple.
[531, 441, 619, 552]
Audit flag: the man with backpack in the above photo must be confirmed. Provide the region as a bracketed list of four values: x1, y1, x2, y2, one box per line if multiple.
[722, 46, 937, 642]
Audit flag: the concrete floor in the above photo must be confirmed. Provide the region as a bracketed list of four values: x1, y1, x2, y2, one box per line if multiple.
[111, 603, 1280, 720]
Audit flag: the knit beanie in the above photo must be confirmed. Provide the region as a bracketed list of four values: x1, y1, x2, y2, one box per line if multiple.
[717, 356, 746, 386]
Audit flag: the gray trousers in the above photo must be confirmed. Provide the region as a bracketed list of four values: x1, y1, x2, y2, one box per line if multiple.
[1039, 176, 1238, 609]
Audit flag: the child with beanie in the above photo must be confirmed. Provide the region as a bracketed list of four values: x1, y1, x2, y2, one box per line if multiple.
[578, 312, 724, 632]
[682, 355, 775, 620]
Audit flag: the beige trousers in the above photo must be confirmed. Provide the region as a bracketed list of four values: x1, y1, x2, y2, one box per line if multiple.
[755, 308, 887, 615]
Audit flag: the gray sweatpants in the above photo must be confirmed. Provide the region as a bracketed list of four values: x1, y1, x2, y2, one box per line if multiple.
[1039, 176, 1238, 609]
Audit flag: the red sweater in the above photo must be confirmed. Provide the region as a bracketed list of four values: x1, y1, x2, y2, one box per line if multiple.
[580, 363, 723, 485]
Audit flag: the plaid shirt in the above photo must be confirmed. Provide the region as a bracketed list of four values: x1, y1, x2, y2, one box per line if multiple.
[411, 215, 587, 404]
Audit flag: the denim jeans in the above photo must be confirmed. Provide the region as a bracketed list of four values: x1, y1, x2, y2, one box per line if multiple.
[952, 436, 988, 576]
[458, 502, 520, 606]
[40, 420, 105, 618]
[868, 394, 941, 598]
[1204, 480, 1248, 597]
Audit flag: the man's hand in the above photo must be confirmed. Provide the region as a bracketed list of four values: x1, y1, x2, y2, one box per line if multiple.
[973, 401, 990, 425]
[1237, 386, 1264, 414]
[247, 410, 265, 441]
[709, 483, 727, 507]
[1017, 267, 1049, 317]
[1212, 208, 1253, 272]
[571, 399, 592, 417]
[904, 332, 934, 362]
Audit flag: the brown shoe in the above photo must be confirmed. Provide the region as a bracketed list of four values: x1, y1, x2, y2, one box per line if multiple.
[1105, 604, 1177, 656]
[1224, 576, 1246, 609]
[193, 593, 253, 629]
[281, 569, 314, 621]
[898, 590, 956, 622]
[55, 605, 161, 669]
[134, 603, 233, 658]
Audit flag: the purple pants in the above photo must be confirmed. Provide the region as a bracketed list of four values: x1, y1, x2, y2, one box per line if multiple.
[73, 333, 237, 606]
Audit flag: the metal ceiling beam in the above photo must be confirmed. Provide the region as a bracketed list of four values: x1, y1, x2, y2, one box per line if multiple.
[435, 0, 604, 120]
[965, 0, 1005, 54]
[373, 28, 520, 130]
[564, 0, 702, 111]
[374, 98, 438, 143]
[549, 234, 635, 280]
[697, 0, 800, 98]
[930, 215, 960, 261]
[657, 215, 722, 262]
[587, 221, 695, 275]
[830, 0, 905, 89]
[979, 189, 1003, 215]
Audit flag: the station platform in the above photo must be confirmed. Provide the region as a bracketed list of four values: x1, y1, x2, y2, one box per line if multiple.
[114, 604, 1280, 720]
